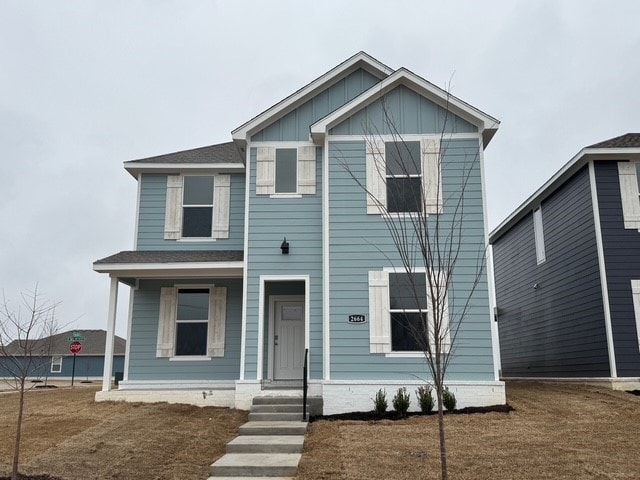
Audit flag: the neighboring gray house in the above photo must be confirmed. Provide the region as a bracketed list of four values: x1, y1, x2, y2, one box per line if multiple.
[93, 52, 505, 413]
[490, 134, 640, 389]
[0, 329, 125, 381]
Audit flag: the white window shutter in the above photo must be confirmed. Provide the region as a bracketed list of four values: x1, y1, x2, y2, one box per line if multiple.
[207, 286, 227, 357]
[421, 138, 443, 214]
[366, 140, 386, 214]
[156, 287, 177, 358]
[256, 147, 275, 195]
[213, 175, 231, 239]
[298, 146, 316, 195]
[631, 280, 640, 352]
[164, 175, 183, 239]
[427, 271, 451, 354]
[368, 270, 391, 353]
[617, 162, 640, 229]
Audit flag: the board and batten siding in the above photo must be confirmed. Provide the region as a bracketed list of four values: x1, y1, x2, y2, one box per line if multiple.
[250, 68, 382, 142]
[330, 85, 478, 137]
[594, 161, 640, 376]
[244, 147, 323, 380]
[493, 165, 610, 377]
[328, 138, 495, 381]
[136, 173, 245, 250]
[126, 278, 242, 381]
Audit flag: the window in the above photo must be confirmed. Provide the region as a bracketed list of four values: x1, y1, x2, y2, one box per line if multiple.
[386, 141, 422, 213]
[51, 356, 62, 373]
[175, 289, 209, 356]
[256, 146, 316, 195]
[631, 280, 640, 352]
[156, 285, 227, 358]
[164, 174, 230, 240]
[368, 270, 450, 354]
[275, 148, 297, 194]
[182, 176, 214, 238]
[618, 162, 640, 230]
[533, 207, 546, 264]
[366, 138, 442, 215]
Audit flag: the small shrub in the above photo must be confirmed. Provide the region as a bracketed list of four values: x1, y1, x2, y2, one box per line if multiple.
[443, 387, 457, 411]
[416, 385, 435, 413]
[373, 388, 388, 416]
[392, 387, 411, 418]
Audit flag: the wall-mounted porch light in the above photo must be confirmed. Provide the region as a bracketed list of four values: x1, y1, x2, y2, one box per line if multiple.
[280, 237, 290, 254]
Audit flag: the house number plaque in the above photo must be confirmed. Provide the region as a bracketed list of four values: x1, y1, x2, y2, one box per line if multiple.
[348, 314, 366, 324]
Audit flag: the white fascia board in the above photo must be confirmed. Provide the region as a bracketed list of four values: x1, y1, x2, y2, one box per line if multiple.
[489, 147, 640, 243]
[310, 68, 500, 146]
[124, 163, 245, 178]
[231, 52, 393, 144]
[93, 261, 244, 278]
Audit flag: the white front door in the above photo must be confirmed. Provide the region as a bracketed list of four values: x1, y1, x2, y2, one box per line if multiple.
[273, 300, 305, 380]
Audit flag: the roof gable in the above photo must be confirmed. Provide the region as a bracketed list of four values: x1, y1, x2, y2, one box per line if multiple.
[311, 67, 500, 148]
[3, 330, 126, 356]
[231, 52, 392, 145]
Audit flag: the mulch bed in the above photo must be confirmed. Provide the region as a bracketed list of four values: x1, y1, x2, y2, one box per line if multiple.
[627, 390, 640, 396]
[310, 403, 514, 422]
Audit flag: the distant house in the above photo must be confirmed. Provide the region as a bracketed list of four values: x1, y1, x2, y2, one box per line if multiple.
[490, 133, 640, 389]
[0, 329, 125, 381]
[93, 52, 504, 413]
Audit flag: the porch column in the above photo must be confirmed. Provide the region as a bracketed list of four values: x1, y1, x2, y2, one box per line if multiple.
[102, 276, 119, 392]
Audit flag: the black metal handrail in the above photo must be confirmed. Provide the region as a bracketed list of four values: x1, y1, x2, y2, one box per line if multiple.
[302, 348, 308, 420]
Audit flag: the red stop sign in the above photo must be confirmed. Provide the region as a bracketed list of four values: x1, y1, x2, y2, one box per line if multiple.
[69, 341, 82, 354]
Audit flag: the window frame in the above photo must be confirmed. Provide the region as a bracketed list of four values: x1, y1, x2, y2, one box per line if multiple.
[385, 141, 422, 214]
[181, 175, 215, 239]
[388, 271, 428, 352]
[274, 148, 298, 195]
[174, 287, 211, 357]
[50, 355, 62, 373]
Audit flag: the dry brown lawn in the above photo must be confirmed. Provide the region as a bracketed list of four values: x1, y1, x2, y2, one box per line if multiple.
[0, 382, 638, 479]
[298, 382, 640, 479]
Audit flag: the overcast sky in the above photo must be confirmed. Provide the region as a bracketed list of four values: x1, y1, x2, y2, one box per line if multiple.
[1, 1, 639, 338]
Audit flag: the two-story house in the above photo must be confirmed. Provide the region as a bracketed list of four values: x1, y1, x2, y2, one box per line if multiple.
[490, 134, 640, 389]
[93, 52, 505, 414]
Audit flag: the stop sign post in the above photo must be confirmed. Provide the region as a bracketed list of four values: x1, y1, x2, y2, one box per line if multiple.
[69, 341, 82, 386]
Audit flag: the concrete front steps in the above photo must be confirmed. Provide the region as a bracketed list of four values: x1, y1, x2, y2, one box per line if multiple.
[208, 396, 309, 479]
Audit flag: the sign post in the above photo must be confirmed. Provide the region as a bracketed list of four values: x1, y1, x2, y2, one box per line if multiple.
[69, 341, 82, 386]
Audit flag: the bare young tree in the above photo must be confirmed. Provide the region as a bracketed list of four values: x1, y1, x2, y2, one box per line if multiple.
[0, 285, 60, 480]
[342, 94, 490, 480]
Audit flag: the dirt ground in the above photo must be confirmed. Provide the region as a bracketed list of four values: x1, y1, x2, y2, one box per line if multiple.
[0, 382, 638, 479]
[297, 382, 640, 480]
[0, 386, 247, 480]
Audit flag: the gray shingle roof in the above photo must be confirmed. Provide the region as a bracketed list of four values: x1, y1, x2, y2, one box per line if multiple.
[125, 142, 243, 165]
[94, 250, 244, 265]
[3, 330, 125, 356]
[587, 133, 640, 149]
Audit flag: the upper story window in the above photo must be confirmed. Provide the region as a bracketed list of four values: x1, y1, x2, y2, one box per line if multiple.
[164, 174, 231, 241]
[617, 161, 640, 230]
[366, 137, 442, 215]
[533, 207, 546, 264]
[182, 176, 214, 238]
[256, 145, 316, 196]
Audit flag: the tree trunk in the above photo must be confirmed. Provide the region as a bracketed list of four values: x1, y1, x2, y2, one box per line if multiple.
[435, 355, 448, 480]
[12, 379, 25, 480]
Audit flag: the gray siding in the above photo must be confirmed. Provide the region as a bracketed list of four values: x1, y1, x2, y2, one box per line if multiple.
[136, 173, 245, 251]
[493, 166, 610, 377]
[251, 68, 381, 142]
[331, 85, 478, 136]
[328, 138, 495, 381]
[244, 148, 323, 380]
[127, 278, 242, 381]
[595, 161, 640, 376]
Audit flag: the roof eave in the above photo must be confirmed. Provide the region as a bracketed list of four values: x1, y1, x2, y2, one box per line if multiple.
[231, 52, 393, 142]
[93, 261, 244, 279]
[489, 147, 640, 243]
[123, 162, 245, 178]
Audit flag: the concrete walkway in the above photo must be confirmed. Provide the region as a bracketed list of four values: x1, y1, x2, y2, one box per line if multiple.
[208, 397, 308, 479]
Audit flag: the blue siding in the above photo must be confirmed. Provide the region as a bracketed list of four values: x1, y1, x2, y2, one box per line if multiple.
[244, 148, 323, 379]
[127, 278, 242, 381]
[0, 355, 124, 378]
[136, 173, 245, 251]
[595, 161, 640, 376]
[330, 85, 478, 136]
[251, 68, 381, 142]
[328, 138, 495, 381]
[493, 166, 610, 377]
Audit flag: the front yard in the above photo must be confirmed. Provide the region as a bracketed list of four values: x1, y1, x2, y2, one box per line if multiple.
[0, 382, 638, 479]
